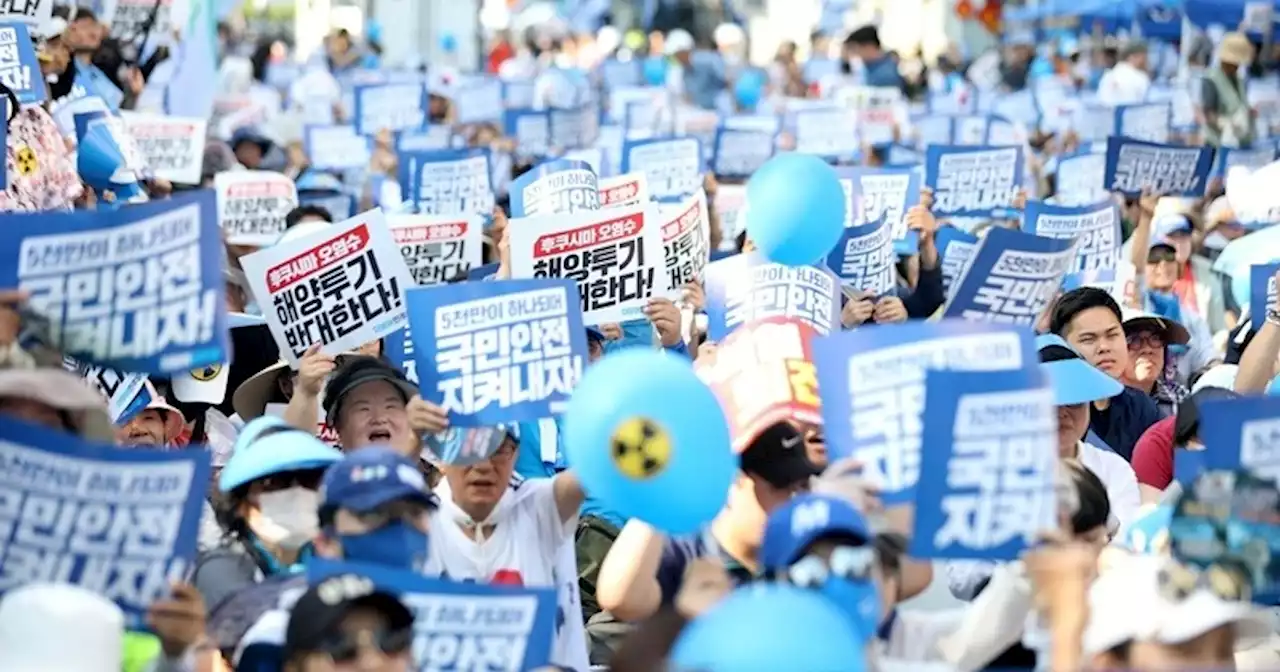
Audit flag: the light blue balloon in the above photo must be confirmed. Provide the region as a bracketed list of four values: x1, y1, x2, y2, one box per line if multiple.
[1232, 265, 1253, 310]
[734, 69, 765, 110]
[642, 56, 667, 86]
[441, 33, 458, 54]
[1268, 374, 1280, 397]
[672, 584, 867, 672]
[746, 153, 847, 266]
[561, 349, 734, 535]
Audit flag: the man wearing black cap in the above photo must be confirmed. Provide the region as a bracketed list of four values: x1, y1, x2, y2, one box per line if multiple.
[595, 421, 818, 622]
[319, 356, 448, 457]
[283, 573, 415, 672]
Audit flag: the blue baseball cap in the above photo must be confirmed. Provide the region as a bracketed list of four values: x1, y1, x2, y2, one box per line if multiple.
[219, 417, 344, 493]
[1149, 214, 1193, 250]
[1037, 334, 1123, 406]
[761, 494, 870, 573]
[319, 446, 438, 519]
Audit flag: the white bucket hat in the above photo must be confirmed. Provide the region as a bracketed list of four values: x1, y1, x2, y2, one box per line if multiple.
[0, 583, 124, 672]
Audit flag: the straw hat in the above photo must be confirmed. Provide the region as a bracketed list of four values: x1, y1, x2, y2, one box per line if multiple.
[232, 360, 293, 421]
[0, 368, 114, 442]
[0, 583, 124, 672]
[1218, 32, 1255, 66]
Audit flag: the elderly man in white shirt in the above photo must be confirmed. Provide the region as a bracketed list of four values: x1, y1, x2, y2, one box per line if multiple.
[1098, 41, 1152, 106]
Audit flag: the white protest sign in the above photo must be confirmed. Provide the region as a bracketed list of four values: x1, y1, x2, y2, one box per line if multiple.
[307, 125, 372, 171]
[388, 213, 484, 286]
[624, 138, 702, 202]
[838, 85, 903, 146]
[354, 83, 424, 136]
[1117, 103, 1171, 144]
[715, 184, 748, 243]
[794, 107, 859, 159]
[407, 151, 495, 219]
[660, 189, 712, 290]
[102, 0, 174, 39]
[1227, 161, 1280, 226]
[509, 202, 672, 325]
[242, 209, 415, 366]
[598, 172, 651, 210]
[119, 112, 206, 185]
[215, 171, 299, 247]
[0, 0, 52, 27]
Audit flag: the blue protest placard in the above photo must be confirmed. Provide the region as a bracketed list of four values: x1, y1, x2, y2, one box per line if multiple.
[601, 58, 641, 89]
[793, 107, 859, 162]
[549, 104, 600, 151]
[0, 191, 227, 374]
[1054, 150, 1108, 203]
[1023, 199, 1121, 276]
[812, 320, 1039, 503]
[304, 124, 372, 171]
[404, 278, 588, 427]
[383, 325, 417, 383]
[942, 227, 1075, 326]
[936, 226, 979, 298]
[1251, 263, 1280, 331]
[353, 82, 426, 136]
[925, 145, 1024, 218]
[509, 159, 601, 218]
[1104, 137, 1214, 197]
[838, 166, 922, 255]
[704, 252, 838, 342]
[0, 22, 45, 106]
[308, 559, 556, 672]
[0, 416, 211, 629]
[452, 76, 505, 125]
[910, 367, 1057, 560]
[825, 218, 896, 296]
[468, 262, 499, 281]
[1216, 146, 1279, 178]
[710, 126, 776, 180]
[397, 125, 455, 153]
[300, 191, 356, 222]
[1198, 396, 1280, 481]
[504, 108, 551, 160]
[885, 144, 923, 167]
[1115, 102, 1171, 144]
[0, 110, 5, 189]
[621, 136, 703, 202]
[397, 148, 496, 223]
[69, 360, 152, 424]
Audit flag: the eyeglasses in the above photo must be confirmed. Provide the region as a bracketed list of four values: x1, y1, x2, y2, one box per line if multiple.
[317, 625, 413, 664]
[1156, 560, 1251, 604]
[259, 469, 324, 492]
[1126, 332, 1166, 350]
[778, 545, 875, 588]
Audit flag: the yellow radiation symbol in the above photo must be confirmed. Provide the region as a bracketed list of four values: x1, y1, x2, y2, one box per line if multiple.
[610, 417, 671, 480]
[15, 146, 37, 176]
[190, 364, 223, 382]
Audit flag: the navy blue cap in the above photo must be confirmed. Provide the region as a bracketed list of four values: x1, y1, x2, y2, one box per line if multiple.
[761, 493, 870, 572]
[320, 447, 438, 517]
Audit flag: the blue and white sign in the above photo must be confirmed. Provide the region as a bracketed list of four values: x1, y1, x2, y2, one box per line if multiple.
[926, 145, 1023, 218]
[452, 77, 505, 125]
[1104, 137, 1214, 197]
[504, 108, 552, 160]
[0, 191, 227, 374]
[1023, 199, 1121, 276]
[398, 148, 496, 223]
[0, 22, 45, 106]
[353, 82, 426, 136]
[812, 320, 1039, 503]
[509, 159, 601, 218]
[621, 136, 703, 202]
[0, 417, 211, 629]
[825, 218, 896, 295]
[1198, 396, 1280, 483]
[549, 104, 600, 151]
[304, 125, 372, 171]
[1054, 149, 1108, 203]
[1217, 147, 1279, 178]
[1251, 262, 1280, 331]
[710, 126, 776, 180]
[404, 279, 588, 427]
[1115, 103, 1172, 144]
[839, 167, 922, 255]
[937, 226, 979, 298]
[308, 559, 556, 672]
[911, 368, 1057, 561]
[794, 107, 859, 162]
[704, 252, 838, 341]
[942, 227, 1075, 326]
[69, 360, 151, 424]
[398, 125, 455, 153]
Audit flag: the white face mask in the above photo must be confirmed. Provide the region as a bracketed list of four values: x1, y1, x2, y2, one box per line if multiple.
[253, 487, 320, 550]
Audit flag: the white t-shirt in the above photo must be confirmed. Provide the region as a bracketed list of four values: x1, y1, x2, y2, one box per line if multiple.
[1097, 62, 1152, 107]
[425, 476, 588, 670]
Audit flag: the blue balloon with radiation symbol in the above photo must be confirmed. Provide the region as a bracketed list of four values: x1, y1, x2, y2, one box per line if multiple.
[746, 152, 847, 266]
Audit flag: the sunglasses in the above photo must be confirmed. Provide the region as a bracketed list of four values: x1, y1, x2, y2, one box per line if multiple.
[353, 500, 433, 529]
[777, 545, 875, 588]
[1147, 247, 1178, 264]
[1157, 560, 1250, 604]
[259, 469, 324, 492]
[317, 625, 413, 664]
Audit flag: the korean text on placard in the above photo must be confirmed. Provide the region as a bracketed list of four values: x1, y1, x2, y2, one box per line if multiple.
[392, 219, 475, 286]
[357, 83, 424, 134]
[662, 192, 710, 289]
[1118, 104, 1169, 144]
[110, 0, 171, 39]
[961, 248, 1074, 325]
[1034, 208, 1118, 274]
[18, 203, 218, 371]
[0, 24, 33, 94]
[0, 439, 196, 618]
[935, 388, 1057, 550]
[836, 223, 895, 293]
[726, 264, 836, 335]
[268, 224, 404, 360]
[1240, 417, 1280, 483]
[714, 129, 773, 178]
[415, 154, 495, 218]
[434, 287, 581, 416]
[127, 118, 197, 175]
[221, 179, 295, 242]
[942, 240, 977, 296]
[531, 212, 658, 320]
[404, 592, 540, 670]
[523, 168, 600, 216]
[1110, 144, 1204, 195]
[934, 148, 1019, 214]
[858, 173, 913, 237]
[599, 174, 648, 209]
[627, 139, 701, 200]
[846, 332, 1026, 493]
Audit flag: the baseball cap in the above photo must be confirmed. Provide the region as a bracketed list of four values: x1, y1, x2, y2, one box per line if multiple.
[665, 29, 695, 55]
[1174, 386, 1240, 446]
[322, 356, 418, 428]
[740, 422, 819, 489]
[1121, 307, 1191, 346]
[319, 447, 438, 522]
[1149, 214, 1193, 250]
[1083, 555, 1271, 656]
[283, 573, 414, 661]
[761, 493, 870, 572]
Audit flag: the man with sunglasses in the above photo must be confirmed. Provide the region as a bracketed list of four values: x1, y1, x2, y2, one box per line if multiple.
[283, 573, 415, 672]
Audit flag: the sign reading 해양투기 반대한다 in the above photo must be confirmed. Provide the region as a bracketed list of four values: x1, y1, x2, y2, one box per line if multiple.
[215, 170, 299, 247]
[704, 253, 838, 342]
[305, 124, 373, 172]
[1022, 199, 1121, 277]
[0, 416, 210, 629]
[710, 125, 776, 180]
[1115, 102, 1172, 144]
[621, 136, 703, 202]
[307, 559, 556, 671]
[240, 209, 415, 367]
[387, 213, 484, 287]
[508, 202, 672, 326]
[910, 367, 1058, 561]
[695, 316, 821, 453]
[811, 320, 1039, 504]
[68, 359, 151, 424]
[925, 145, 1024, 218]
[398, 148, 496, 224]
[598, 172, 650, 210]
[0, 21, 44, 106]
[1251, 262, 1280, 331]
[937, 227, 979, 299]
[659, 189, 711, 291]
[837, 166, 922, 255]
[404, 278, 587, 427]
[353, 82, 426, 136]
[509, 159, 601, 218]
[825, 217, 896, 296]
[1104, 137, 1215, 197]
[118, 112, 206, 185]
[0, 191, 227, 374]
[942, 227, 1076, 326]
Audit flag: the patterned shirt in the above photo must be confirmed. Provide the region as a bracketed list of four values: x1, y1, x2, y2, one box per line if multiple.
[0, 106, 81, 213]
